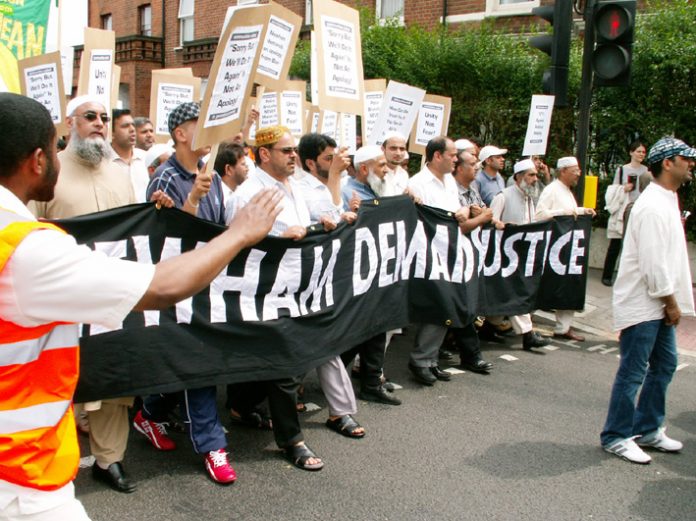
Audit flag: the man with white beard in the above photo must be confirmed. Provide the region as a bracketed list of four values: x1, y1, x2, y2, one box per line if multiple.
[341, 145, 389, 210]
[490, 159, 550, 351]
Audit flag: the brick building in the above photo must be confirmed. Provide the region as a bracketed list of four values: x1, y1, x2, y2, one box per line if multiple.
[82, 0, 564, 116]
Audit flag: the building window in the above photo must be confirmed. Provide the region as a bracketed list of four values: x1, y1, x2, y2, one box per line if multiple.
[237, 0, 259, 5]
[305, 0, 312, 25]
[178, 0, 195, 45]
[487, 0, 540, 15]
[377, 0, 404, 23]
[101, 13, 112, 31]
[139, 4, 152, 36]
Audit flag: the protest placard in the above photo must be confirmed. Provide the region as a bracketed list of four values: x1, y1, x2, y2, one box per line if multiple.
[254, 3, 302, 90]
[77, 28, 115, 111]
[409, 94, 451, 155]
[338, 113, 357, 154]
[149, 69, 201, 143]
[18, 51, 67, 135]
[193, 5, 269, 149]
[312, 0, 364, 115]
[280, 80, 306, 138]
[522, 94, 555, 157]
[362, 78, 386, 144]
[368, 81, 425, 146]
[258, 90, 280, 128]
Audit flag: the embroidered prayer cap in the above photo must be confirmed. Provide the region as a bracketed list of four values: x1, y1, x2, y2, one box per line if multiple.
[353, 145, 384, 169]
[647, 137, 696, 165]
[556, 156, 578, 169]
[66, 95, 106, 116]
[168, 101, 200, 134]
[514, 158, 536, 176]
[454, 139, 476, 152]
[255, 125, 291, 147]
[478, 145, 507, 163]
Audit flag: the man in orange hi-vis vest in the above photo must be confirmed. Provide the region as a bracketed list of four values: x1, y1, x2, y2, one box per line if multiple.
[0, 92, 281, 521]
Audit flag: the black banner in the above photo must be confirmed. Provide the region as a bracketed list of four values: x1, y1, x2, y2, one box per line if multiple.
[51, 196, 591, 402]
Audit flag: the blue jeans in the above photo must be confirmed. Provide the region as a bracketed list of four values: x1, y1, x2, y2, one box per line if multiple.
[600, 319, 678, 446]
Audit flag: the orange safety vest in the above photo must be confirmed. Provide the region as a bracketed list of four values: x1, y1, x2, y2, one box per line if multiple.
[0, 208, 80, 490]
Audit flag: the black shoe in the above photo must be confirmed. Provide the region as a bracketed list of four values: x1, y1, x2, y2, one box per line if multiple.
[408, 363, 437, 386]
[477, 322, 507, 344]
[459, 359, 493, 374]
[92, 462, 136, 493]
[601, 277, 613, 287]
[523, 331, 550, 351]
[430, 366, 451, 381]
[438, 349, 454, 361]
[359, 386, 402, 405]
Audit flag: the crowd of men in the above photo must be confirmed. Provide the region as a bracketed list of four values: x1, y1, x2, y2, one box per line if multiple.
[0, 92, 693, 521]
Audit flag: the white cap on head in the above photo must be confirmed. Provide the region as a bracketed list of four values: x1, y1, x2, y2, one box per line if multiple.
[382, 131, 407, 145]
[66, 95, 106, 117]
[144, 143, 173, 169]
[454, 139, 476, 152]
[478, 145, 507, 163]
[354, 145, 384, 169]
[513, 158, 536, 175]
[556, 156, 578, 169]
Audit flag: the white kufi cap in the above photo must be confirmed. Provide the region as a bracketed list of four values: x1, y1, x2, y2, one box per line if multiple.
[354, 145, 384, 168]
[66, 95, 106, 117]
[556, 156, 579, 169]
[513, 158, 536, 175]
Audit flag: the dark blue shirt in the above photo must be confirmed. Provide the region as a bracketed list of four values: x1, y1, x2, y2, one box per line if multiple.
[147, 153, 225, 225]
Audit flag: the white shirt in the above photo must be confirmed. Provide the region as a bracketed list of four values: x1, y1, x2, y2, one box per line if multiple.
[295, 174, 343, 224]
[407, 166, 460, 212]
[222, 183, 239, 225]
[534, 179, 586, 221]
[110, 147, 150, 203]
[612, 182, 695, 331]
[235, 167, 311, 237]
[0, 186, 154, 513]
[385, 165, 409, 195]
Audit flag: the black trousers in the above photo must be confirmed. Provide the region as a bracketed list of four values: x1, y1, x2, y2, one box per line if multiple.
[602, 238, 623, 281]
[226, 377, 303, 449]
[341, 332, 386, 390]
[451, 323, 482, 364]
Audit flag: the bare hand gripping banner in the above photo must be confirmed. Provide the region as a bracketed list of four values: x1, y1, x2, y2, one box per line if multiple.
[50, 196, 591, 402]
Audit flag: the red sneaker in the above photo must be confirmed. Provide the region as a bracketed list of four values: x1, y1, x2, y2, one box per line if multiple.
[204, 449, 237, 484]
[133, 410, 176, 451]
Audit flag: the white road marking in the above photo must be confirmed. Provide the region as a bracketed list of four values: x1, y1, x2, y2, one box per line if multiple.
[387, 382, 404, 390]
[499, 354, 518, 361]
[676, 363, 690, 371]
[543, 345, 560, 351]
[587, 344, 607, 352]
[444, 367, 465, 375]
[304, 402, 322, 412]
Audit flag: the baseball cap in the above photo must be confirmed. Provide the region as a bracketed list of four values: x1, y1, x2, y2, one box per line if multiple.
[647, 137, 696, 165]
[478, 145, 507, 163]
[168, 101, 200, 134]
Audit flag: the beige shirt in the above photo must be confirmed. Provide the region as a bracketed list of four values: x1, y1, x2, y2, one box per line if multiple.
[110, 146, 150, 203]
[32, 146, 136, 219]
[534, 179, 588, 221]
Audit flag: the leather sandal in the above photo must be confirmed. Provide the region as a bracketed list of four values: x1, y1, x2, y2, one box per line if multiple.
[284, 443, 324, 471]
[326, 415, 365, 439]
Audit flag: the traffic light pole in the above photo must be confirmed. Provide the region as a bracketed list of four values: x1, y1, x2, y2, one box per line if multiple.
[575, 0, 596, 204]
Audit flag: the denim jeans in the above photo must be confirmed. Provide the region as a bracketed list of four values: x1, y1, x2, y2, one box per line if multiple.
[600, 319, 678, 446]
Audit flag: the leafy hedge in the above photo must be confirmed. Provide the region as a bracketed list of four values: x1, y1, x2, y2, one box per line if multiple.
[289, 0, 695, 237]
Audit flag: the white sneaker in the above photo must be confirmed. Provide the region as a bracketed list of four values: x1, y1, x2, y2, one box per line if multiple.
[638, 427, 683, 453]
[604, 437, 652, 464]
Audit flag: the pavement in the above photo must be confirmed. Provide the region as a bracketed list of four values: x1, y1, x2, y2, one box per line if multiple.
[544, 268, 696, 356]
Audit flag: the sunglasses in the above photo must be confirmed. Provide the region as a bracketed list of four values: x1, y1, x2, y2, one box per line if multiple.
[271, 146, 298, 155]
[76, 111, 110, 123]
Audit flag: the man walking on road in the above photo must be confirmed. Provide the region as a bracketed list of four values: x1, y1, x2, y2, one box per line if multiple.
[601, 137, 695, 464]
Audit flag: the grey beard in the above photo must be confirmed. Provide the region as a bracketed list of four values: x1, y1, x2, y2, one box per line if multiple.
[519, 180, 536, 198]
[71, 133, 110, 166]
[367, 171, 386, 197]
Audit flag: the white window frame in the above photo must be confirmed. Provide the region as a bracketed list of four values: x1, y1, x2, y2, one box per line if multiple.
[178, 0, 195, 46]
[305, 0, 312, 25]
[101, 13, 112, 31]
[139, 4, 152, 36]
[376, 0, 405, 26]
[443, 0, 539, 24]
[237, 0, 259, 5]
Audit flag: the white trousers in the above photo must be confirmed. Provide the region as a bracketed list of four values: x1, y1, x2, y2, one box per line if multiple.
[554, 310, 575, 334]
[509, 314, 533, 335]
[0, 496, 90, 521]
[316, 356, 357, 417]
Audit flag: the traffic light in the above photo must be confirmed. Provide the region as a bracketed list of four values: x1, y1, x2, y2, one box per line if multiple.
[529, 1, 573, 107]
[591, 0, 636, 87]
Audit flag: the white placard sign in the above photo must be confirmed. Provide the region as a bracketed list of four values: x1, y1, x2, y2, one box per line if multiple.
[320, 15, 360, 101]
[87, 49, 113, 110]
[363, 90, 384, 143]
[339, 113, 357, 154]
[522, 95, 555, 156]
[369, 81, 426, 145]
[311, 111, 320, 133]
[280, 91, 304, 137]
[205, 25, 264, 128]
[23, 64, 62, 124]
[258, 15, 295, 81]
[414, 101, 446, 147]
[60, 47, 74, 94]
[319, 109, 338, 141]
[310, 31, 319, 106]
[156, 83, 195, 135]
[259, 92, 279, 127]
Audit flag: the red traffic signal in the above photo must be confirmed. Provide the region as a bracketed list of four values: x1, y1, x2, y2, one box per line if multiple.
[592, 1, 636, 86]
